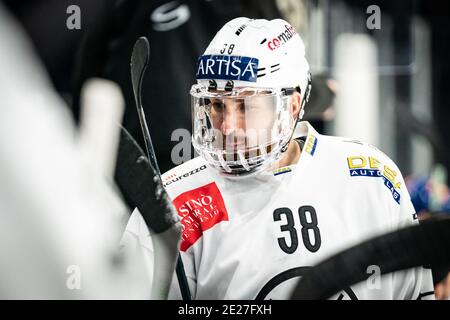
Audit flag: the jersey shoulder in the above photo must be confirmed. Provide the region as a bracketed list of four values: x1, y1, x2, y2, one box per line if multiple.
[317, 132, 407, 204]
[161, 156, 214, 196]
[318, 133, 400, 172]
[296, 122, 400, 173]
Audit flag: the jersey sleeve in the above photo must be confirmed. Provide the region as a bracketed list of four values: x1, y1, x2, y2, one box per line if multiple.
[389, 164, 435, 300]
[167, 250, 198, 299]
[120, 208, 198, 300]
[167, 217, 202, 299]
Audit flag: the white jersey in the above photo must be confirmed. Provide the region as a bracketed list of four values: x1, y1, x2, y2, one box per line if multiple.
[123, 121, 434, 300]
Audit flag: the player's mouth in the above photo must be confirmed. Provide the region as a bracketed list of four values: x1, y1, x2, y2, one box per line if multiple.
[224, 142, 246, 150]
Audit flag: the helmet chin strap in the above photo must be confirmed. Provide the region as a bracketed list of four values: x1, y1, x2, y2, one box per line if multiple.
[280, 116, 299, 153]
[237, 150, 251, 171]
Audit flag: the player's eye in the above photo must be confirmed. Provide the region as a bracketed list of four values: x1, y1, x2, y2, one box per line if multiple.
[212, 101, 225, 111]
[237, 101, 246, 113]
[244, 101, 258, 112]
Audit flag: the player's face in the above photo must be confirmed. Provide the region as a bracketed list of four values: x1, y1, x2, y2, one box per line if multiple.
[208, 93, 276, 152]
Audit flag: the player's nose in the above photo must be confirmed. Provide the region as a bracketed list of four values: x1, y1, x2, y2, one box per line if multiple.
[220, 107, 240, 135]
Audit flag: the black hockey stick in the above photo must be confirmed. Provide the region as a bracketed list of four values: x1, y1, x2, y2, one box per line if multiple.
[115, 125, 181, 299]
[130, 36, 192, 300]
[115, 125, 179, 234]
[291, 216, 450, 300]
[130, 37, 160, 176]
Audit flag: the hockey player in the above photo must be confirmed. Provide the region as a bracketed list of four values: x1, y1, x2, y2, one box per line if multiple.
[124, 17, 434, 299]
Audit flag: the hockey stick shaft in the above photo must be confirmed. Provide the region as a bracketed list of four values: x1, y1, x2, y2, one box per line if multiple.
[131, 36, 192, 300]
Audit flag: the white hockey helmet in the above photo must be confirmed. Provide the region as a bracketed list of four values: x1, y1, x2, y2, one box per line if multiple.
[191, 17, 311, 178]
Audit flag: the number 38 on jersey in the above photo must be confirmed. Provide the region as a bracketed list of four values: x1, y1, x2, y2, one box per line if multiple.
[273, 205, 321, 254]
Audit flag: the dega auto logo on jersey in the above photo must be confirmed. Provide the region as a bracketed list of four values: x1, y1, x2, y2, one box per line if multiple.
[173, 182, 229, 251]
[163, 165, 207, 187]
[347, 155, 402, 204]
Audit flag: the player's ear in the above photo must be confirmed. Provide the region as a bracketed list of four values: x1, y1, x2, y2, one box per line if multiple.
[290, 91, 302, 120]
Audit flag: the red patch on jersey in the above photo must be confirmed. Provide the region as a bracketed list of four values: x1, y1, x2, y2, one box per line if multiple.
[172, 182, 229, 251]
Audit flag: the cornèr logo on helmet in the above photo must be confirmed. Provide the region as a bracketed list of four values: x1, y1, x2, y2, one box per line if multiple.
[268, 24, 297, 51]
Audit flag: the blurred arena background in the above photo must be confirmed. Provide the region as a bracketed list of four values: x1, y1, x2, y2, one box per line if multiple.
[0, 0, 449, 299]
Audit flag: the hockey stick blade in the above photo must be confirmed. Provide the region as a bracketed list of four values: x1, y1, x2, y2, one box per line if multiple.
[130, 36, 160, 176]
[115, 125, 179, 234]
[115, 125, 182, 299]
